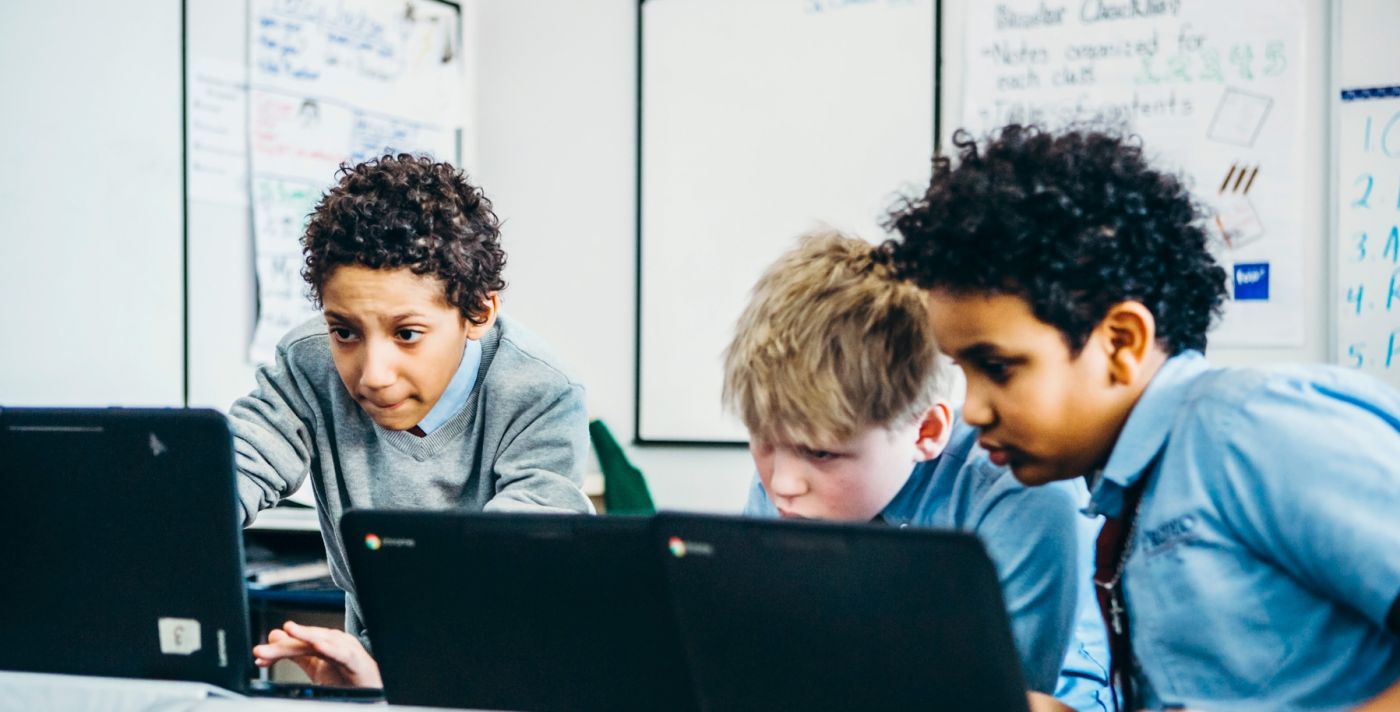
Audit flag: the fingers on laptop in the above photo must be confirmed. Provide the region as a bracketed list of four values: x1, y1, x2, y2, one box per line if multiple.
[253, 621, 383, 689]
[1026, 692, 1075, 712]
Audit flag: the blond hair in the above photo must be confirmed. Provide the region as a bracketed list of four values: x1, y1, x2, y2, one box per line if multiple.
[722, 230, 946, 446]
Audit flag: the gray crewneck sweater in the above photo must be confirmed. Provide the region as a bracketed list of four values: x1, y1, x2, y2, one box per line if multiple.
[229, 315, 593, 643]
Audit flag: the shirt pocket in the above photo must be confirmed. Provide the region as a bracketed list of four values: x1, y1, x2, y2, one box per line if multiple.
[1131, 527, 1298, 702]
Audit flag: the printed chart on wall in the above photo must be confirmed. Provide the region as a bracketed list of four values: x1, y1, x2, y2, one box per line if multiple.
[247, 0, 463, 364]
[1334, 90, 1400, 384]
[960, 0, 1305, 347]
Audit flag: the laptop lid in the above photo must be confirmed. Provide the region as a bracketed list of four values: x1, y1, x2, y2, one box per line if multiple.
[0, 407, 252, 691]
[654, 512, 1031, 712]
[341, 510, 696, 711]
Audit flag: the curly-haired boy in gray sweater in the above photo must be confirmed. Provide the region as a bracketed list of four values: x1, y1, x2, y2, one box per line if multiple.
[232, 154, 592, 688]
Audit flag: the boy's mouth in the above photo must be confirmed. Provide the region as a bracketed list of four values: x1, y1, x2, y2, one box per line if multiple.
[365, 398, 407, 411]
[979, 440, 1017, 467]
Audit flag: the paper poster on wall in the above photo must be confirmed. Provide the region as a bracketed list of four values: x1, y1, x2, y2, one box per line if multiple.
[1334, 87, 1400, 387]
[960, 0, 1305, 347]
[188, 59, 250, 207]
[246, 0, 462, 364]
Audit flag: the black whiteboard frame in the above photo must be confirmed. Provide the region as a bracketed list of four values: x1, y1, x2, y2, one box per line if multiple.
[632, 0, 945, 447]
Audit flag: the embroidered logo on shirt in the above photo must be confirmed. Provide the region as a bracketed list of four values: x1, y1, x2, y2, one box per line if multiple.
[1141, 513, 1199, 556]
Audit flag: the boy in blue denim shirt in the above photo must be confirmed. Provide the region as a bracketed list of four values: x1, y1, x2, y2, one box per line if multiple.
[723, 231, 1111, 711]
[887, 124, 1400, 711]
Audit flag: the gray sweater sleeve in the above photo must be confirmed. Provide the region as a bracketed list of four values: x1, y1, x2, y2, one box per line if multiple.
[227, 340, 317, 526]
[482, 380, 594, 514]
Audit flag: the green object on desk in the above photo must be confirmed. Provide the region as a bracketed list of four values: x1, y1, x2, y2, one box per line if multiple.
[589, 419, 655, 515]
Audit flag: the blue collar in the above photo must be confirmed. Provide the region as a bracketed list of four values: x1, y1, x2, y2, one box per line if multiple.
[879, 457, 939, 525]
[415, 337, 483, 435]
[878, 418, 979, 525]
[1085, 350, 1211, 518]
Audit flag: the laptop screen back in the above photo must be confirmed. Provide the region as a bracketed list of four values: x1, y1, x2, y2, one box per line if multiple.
[654, 512, 1031, 712]
[342, 510, 696, 711]
[0, 407, 252, 690]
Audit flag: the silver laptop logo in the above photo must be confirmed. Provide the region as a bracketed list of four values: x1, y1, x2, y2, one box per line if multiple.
[149, 432, 167, 457]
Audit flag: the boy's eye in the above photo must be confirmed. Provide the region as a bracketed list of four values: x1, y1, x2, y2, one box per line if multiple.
[978, 360, 1012, 383]
[396, 329, 424, 343]
[329, 327, 357, 342]
[802, 448, 838, 461]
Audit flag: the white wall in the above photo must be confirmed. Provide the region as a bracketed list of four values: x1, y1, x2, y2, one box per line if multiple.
[0, 0, 1342, 512]
[474, 0, 755, 513]
[474, 0, 1336, 514]
[0, 0, 184, 406]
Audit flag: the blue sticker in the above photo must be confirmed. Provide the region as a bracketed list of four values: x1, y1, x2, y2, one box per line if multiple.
[1234, 262, 1269, 301]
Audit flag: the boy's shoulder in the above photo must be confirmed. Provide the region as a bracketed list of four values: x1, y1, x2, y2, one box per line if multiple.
[270, 316, 336, 379]
[485, 315, 584, 398]
[278, 316, 332, 351]
[1177, 359, 1400, 434]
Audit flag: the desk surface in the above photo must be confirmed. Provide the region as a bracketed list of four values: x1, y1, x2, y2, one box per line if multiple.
[0, 671, 489, 712]
[248, 471, 606, 532]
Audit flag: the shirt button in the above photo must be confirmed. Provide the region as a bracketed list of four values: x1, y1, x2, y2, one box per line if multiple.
[898, 522, 909, 529]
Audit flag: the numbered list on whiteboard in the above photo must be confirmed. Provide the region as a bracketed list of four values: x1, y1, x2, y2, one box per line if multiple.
[1336, 87, 1400, 385]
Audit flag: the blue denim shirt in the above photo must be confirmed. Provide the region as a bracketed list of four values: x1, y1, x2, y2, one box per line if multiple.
[1086, 350, 1400, 711]
[745, 420, 1112, 711]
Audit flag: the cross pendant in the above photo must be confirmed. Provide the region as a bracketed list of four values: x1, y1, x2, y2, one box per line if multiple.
[1108, 595, 1125, 635]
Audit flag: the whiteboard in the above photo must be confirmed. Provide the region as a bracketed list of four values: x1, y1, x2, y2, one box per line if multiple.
[185, 0, 471, 412]
[958, 0, 1308, 349]
[637, 0, 938, 444]
[1331, 0, 1400, 387]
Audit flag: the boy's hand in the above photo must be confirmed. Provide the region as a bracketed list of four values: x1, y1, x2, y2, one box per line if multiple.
[1026, 691, 1074, 712]
[252, 620, 383, 689]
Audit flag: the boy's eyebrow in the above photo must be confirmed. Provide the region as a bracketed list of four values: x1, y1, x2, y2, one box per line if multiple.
[954, 342, 1008, 361]
[323, 310, 356, 325]
[324, 311, 429, 325]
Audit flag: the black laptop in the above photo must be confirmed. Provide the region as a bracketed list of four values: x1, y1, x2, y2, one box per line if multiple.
[0, 407, 378, 700]
[341, 509, 697, 711]
[654, 512, 1032, 712]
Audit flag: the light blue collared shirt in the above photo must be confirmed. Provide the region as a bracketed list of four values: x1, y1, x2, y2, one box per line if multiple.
[1085, 350, 1400, 711]
[745, 420, 1112, 711]
[414, 338, 483, 435]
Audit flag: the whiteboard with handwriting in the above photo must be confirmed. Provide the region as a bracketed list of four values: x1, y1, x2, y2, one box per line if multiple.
[1332, 0, 1400, 387]
[959, 0, 1306, 348]
[185, 0, 468, 418]
[245, 0, 465, 364]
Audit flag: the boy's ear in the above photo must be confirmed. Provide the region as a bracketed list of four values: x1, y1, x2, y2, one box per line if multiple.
[913, 401, 955, 462]
[465, 292, 500, 340]
[1098, 301, 1158, 386]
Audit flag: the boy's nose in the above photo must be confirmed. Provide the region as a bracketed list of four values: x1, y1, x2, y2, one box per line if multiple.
[360, 341, 399, 390]
[962, 386, 995, 428]
[767, 453, 809, 498]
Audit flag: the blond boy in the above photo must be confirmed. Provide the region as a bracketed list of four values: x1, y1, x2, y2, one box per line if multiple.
[724, 232, 1110, 711]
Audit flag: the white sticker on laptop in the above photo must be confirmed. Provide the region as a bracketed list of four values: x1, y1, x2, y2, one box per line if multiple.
[158, 617, 202, 655]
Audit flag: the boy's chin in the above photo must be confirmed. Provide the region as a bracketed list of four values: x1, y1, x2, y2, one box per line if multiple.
[365, 411, 423, 431]
[1007, 460, 1078, 487]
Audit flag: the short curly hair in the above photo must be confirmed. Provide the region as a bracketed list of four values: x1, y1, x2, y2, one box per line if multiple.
[886, 124, 1227, 355]
[301, 154, 506, 325]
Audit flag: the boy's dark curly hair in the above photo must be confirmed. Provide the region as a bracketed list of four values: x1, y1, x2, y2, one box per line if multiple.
[301, 153, 506, 325]
[886, 124, 1227, 355]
